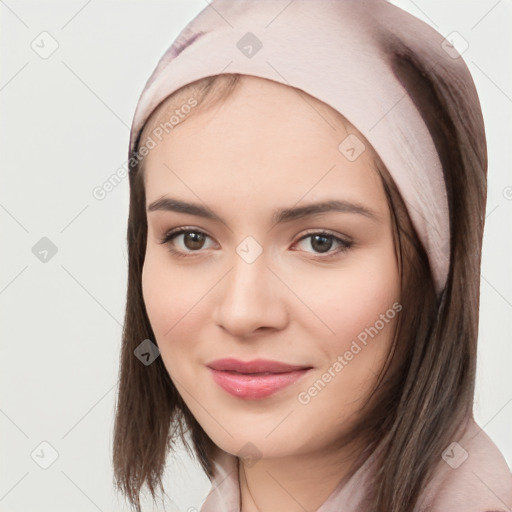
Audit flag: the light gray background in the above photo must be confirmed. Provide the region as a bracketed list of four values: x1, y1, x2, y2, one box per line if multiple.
[0, 1, 511, 511]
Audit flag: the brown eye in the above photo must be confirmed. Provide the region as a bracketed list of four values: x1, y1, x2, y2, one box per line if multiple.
[159, 228, 215, 257]
[294, 231, 353, 258]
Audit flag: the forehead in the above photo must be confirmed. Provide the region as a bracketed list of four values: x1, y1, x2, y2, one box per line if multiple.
[142, 76, 385, 209]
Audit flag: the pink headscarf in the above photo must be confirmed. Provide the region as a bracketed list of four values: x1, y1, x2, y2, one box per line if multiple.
[127, 0, 484, 297]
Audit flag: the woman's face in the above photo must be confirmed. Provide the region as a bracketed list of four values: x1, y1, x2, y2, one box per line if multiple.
[141, 76, 401, 460]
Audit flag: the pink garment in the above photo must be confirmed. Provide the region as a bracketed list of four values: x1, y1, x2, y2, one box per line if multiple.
[199, 416, 512, 511]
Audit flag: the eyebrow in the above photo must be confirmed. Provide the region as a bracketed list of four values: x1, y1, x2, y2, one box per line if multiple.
[147, 196, 381, 225]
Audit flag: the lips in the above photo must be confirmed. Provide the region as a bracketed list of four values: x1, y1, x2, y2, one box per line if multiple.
[206, 358, 311, 374]
[206, 358, 313, 399]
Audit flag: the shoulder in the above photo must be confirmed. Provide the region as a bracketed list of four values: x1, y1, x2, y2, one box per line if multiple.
[417, 416, 512, 512]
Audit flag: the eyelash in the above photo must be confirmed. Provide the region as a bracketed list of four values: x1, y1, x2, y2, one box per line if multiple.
[158, 227, 353, 260]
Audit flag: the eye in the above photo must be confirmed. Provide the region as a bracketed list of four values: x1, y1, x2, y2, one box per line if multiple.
[159, 227, 216, 258]
[292, 230, 353, 258]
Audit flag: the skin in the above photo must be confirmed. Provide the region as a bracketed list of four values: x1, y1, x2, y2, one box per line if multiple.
[141, 75, 401, 511]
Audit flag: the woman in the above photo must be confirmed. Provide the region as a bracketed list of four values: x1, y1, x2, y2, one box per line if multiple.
[112, 1, 512, 511]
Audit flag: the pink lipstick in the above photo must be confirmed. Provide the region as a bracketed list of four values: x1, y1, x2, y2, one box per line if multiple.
[206, 358, 312, 400]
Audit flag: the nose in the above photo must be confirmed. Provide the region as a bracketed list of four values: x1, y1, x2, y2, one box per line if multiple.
[211, 249, 289, 339]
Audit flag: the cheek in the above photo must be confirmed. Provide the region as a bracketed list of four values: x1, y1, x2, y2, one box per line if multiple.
[142, 252, 174, 338]
[294, 267, 400, 428]
[310, 255, 399, 342]
[141, 255, 201, 388]
[141, 251, 203, 348]
[141, 249, 229, 388]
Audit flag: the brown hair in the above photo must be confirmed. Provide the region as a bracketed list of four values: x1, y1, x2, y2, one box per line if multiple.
[113, 53, 486, 511]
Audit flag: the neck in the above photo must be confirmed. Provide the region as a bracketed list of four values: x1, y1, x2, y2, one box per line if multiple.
[238, 441, 367, 512]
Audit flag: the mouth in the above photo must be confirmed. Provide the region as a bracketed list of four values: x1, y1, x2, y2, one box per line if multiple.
[206, 358, 313, 399]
